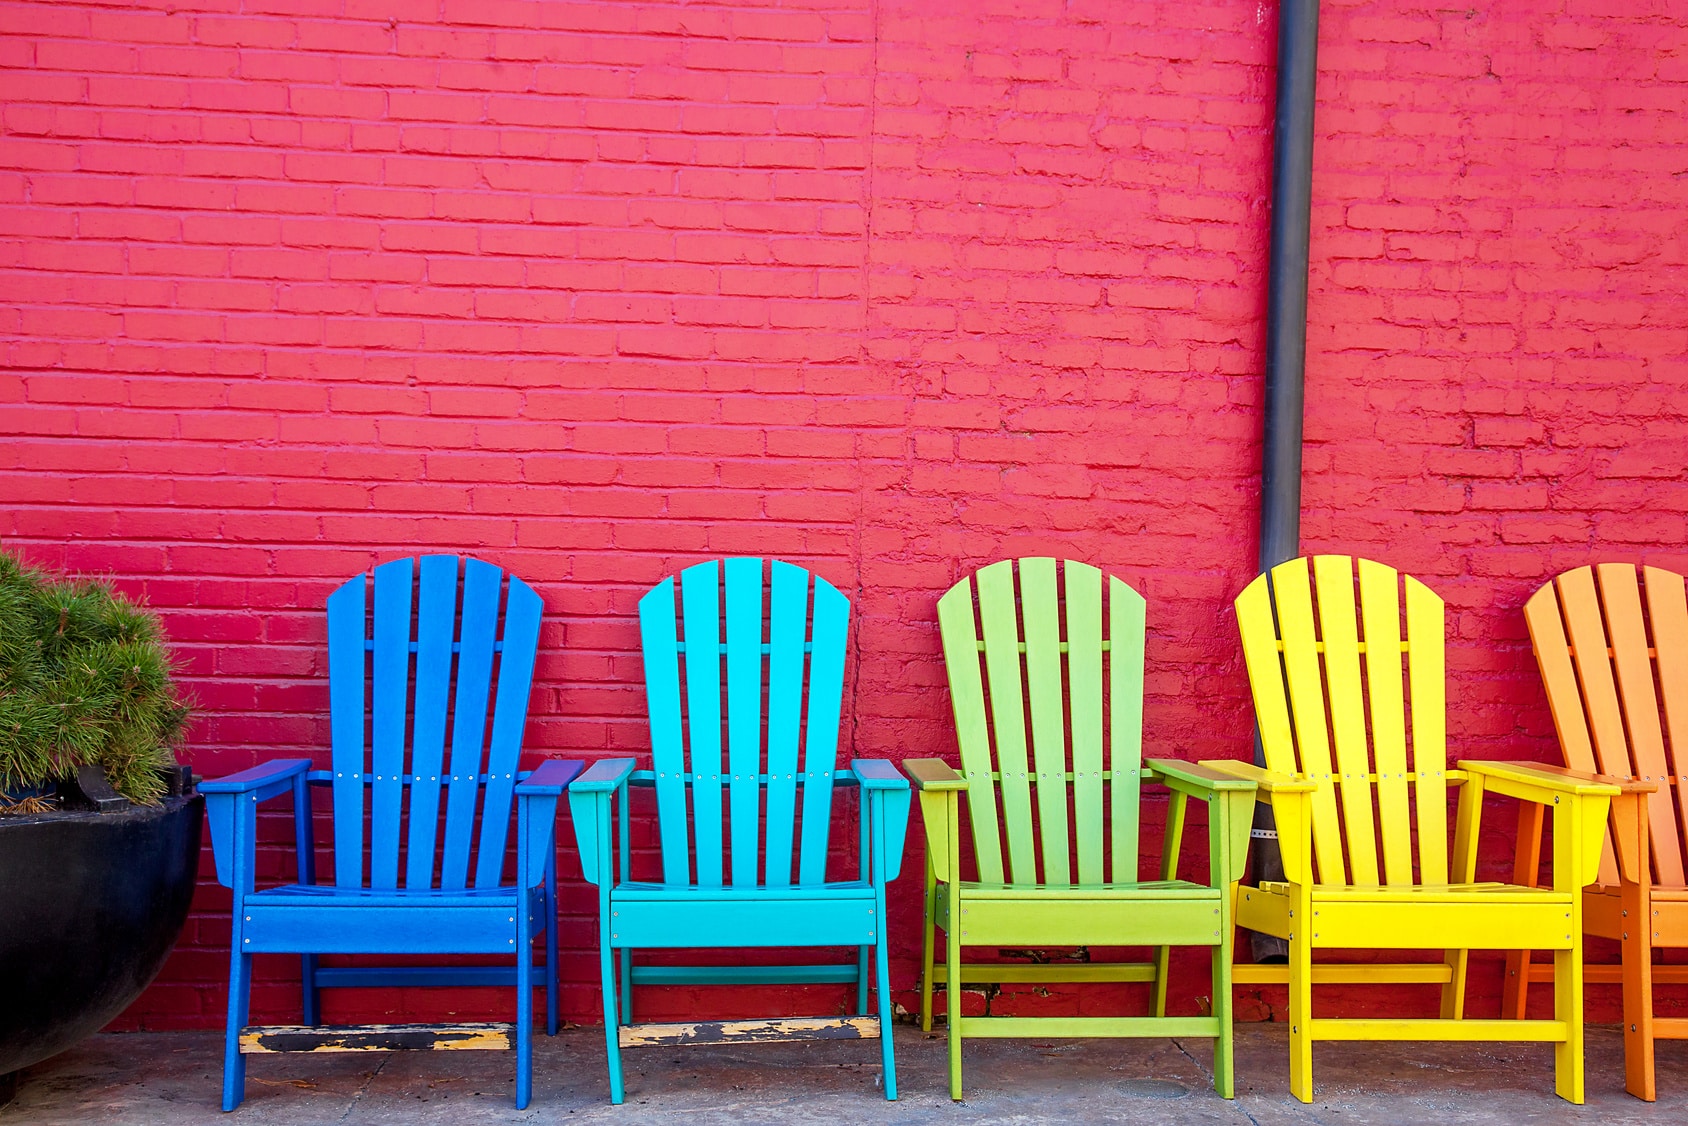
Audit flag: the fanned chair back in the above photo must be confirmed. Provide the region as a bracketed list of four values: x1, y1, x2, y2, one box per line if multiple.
[637, 557, 850, 888]
[1524, 563, 1688, 888]
[1236, 554, 1450, 887]
[325, 554, 544, 891]
[936, 557, 1146, 886]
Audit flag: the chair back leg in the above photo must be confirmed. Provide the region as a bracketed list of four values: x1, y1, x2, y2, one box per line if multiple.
[299, 953, 320, 1027]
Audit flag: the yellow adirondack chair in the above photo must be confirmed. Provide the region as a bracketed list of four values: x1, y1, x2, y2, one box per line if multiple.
[1204, 555, 1617, 1103]
[907, 559, 1258, 1100]
[1507, 563, 1688, 1101]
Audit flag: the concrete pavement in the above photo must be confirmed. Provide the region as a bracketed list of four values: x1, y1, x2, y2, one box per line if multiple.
[5, 1024, 1686, 1124]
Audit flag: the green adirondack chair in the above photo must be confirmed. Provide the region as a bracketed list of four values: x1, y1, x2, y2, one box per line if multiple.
[567, 558, 911, 1104]
[906, 558, 1256, 1099]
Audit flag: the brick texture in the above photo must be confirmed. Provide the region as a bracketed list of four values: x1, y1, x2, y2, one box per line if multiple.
[1, 0, 1685, 1032]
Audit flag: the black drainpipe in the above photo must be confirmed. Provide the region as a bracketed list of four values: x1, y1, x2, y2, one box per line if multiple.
[1249, 0, 1321, 962]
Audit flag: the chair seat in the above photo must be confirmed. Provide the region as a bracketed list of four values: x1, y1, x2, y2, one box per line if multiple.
[940, 879, 1227, 948]
[947, 878, 1219, 899]
[1241, 881, 1578, 951]
[606, 882, 878, 950]
[242, 883, 542, 956]
[1587, 882, 1688, 900]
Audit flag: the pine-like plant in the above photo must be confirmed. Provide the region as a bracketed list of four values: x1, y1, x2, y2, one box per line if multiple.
[0, 548, 190, 808]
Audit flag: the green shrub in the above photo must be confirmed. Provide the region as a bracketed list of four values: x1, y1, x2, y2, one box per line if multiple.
[0, 549, 190, 806]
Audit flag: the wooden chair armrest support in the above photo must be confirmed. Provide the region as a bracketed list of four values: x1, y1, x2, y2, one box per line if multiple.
[903, 758, 968, 791]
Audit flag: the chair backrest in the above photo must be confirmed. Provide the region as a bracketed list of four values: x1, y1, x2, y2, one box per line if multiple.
[936, 558, 1146, 887]
[1236, 555, 1449, 888]
[637, 558, 850, 888]
[1524, 563, 1688, 888]
[325, 555, 542, 891]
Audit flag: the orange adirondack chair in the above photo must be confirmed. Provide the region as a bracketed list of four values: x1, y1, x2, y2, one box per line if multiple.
[1509, 563, 1688, 1100]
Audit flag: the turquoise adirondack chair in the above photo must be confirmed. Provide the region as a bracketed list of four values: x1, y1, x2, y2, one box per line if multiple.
[568, 558, 912, 1103]
[202, 556, 582, 1110]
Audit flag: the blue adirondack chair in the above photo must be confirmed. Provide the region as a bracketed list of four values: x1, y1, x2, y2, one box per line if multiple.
[202, 556, 582, 1110]
[568, 558, 912, 1103]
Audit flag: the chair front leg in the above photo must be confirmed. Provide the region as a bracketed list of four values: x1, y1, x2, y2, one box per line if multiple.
[222, 932, 252, 1112]
[1620, 874, 1654, 1100]
[944, 794, 963, 1101]
[1287, 876, 1314, 1103]
[515, 893, 535, 1110]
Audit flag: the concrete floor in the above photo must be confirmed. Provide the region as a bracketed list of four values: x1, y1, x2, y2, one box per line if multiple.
[4, 1024, 1685, 1124]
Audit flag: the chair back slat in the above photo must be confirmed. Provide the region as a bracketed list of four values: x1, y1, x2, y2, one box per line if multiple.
[936, 560, 1145, 889]
[762, 562, 808, 887]
[405, 555, 458, 888]
[370, 558, 413, 890]
[937, 579, 1006, 885]
[725, 558, 765, 887]
[1555, 567, 1630, 886]
[1595, 565, 1685, 887]
[327, 575, 368, 888]
[1258, 560, 1348, 885]
[1313, 555, 1379, 886]
[473, 572, 541, 888]
[1600, 566, 1685, 885]
[1063, 562, 1105, 885]
[976, 562, 1038, 885]
[1402, 574, 1449, 885]
[639, 577, 693, 886]
[440, 560, 500, 890]
[1525, 573, 1618, 885]
[796, 572, 849, 886]
[638, 559, 850, 889]
[1357, 560, 1414, 885]
[1020, 559, 1072, 886]
[1643, 566, 1688, 879]
[1106, 574, 1145, 885]
[681, 562, 727, 888]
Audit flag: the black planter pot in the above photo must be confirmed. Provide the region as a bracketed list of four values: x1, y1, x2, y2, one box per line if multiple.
[0, 790, 203, 1077]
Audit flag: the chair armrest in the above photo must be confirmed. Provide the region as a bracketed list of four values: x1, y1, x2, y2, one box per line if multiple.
[1146, 758, 1258, 797]
[851, 758, 911, 791]
[1459, 759, 1626, 801]
[569, 757, 637, 794]
[1196, 759, 1318, 794]
[903, 758, 967, 791]
[204, 759, 312, 890]
[515, 758, 585, 797]
[199, 758, 312, 796]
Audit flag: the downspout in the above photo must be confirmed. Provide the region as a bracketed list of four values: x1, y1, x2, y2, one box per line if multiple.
[1249, 0, 1321, 962]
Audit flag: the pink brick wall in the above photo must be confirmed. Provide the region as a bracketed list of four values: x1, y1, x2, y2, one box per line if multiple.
[2, 0, 1685, 1031]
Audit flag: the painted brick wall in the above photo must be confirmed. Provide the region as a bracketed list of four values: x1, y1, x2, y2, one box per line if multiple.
[2, 0, 1685, 1033]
